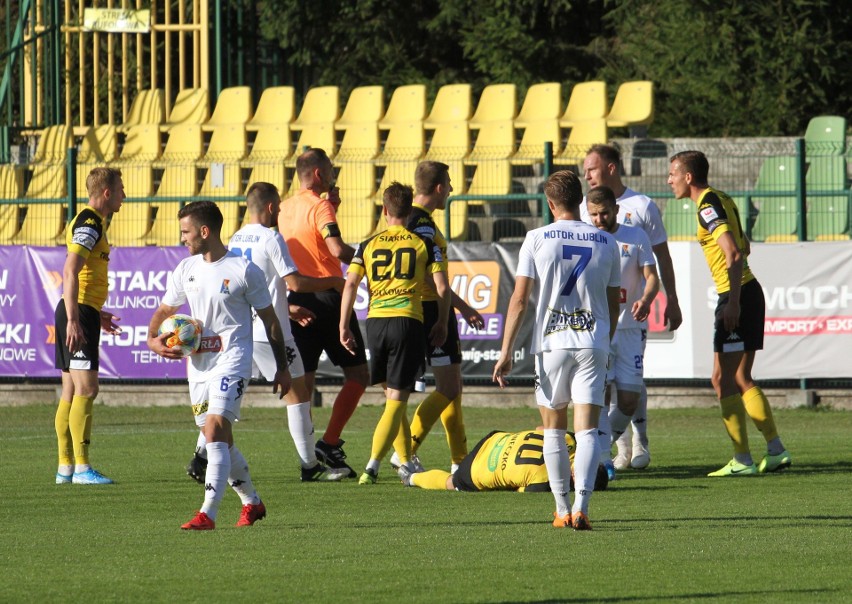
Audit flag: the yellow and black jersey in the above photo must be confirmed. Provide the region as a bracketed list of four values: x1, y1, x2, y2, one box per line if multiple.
[407, 204, 448, 302]
[65, 206, 110, 310]
[696, 187, 755, 294]
[348, 224, 444, 321]
[469, 430, 576, 492]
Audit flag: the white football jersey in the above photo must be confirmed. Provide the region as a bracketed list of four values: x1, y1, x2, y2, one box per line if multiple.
[611, 224, 656, 330]
[581, 187, 667, 247]
[517, 219, 620, 354]
[229, 224, 298, 342]
[162, 251, 273, 382]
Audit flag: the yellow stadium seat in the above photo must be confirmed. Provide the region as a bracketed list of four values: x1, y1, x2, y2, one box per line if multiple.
[118, 88, 164, 132]
[145, 201, 184, 246]
[246, 86, 296, 132]
[335, 85, 384, 130]
[606, 81, 654, 128]
[335, 122, 381, 163]
[469, 84, 517, 128]
[287, 123, 337, 166]
[110, 126, 161, 232]
[245, 164, 288, 195]
[243, 124, 291, 166]
[466, 161, 512, 212]
[32, 124, 72, 164]
[431, 202, 469, 241]
[106, 200, 156, 246]
[379, 85, 427, 128]
[512, 120, 561, 165]
[291, 86, 340, 130]
[116, 124, 161, 164]
[161, 88, 210, 133]
[75, 125, 119, 199]
[558, 119, 608, 165]
[334, 162, 377, 243]
[424, 84, 472, 126]
[153, 124, 204, 168]
[143, 163, 199, 245]
[375, 160, 419, 201]
[425, 121, 469, 161]
[377, 121, 424, 162]
[198, 125, 246, 164]
[203, 86, 253, 132]
[17, 164, 67, 245]
[0, 165, 24, 243]
[560, 81, 608, 128]
[466, 120, 515, 163]
[515, 82, 562, 127]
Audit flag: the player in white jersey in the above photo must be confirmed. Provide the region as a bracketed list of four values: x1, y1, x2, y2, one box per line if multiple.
[493, 170, 620, 531]
[585, 186, 660, 476]
[148, 201, 291, 531]
[581, 144, 683, 469]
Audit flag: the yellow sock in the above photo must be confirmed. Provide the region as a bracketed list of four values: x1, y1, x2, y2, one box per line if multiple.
[410, 392, 451, 452]
[719, 394, 750, 455]
[69, 395, 95, 466]
[412, 469, 452, 490]
[55, 399, 74, 466]
[369, 399, 406, 462]
[392, 410, 412, 464]
[441, 396, 468, 464]
[742, 386, 779, 442]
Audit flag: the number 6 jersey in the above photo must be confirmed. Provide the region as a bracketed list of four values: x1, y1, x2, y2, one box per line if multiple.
[517, 219, 620, 354]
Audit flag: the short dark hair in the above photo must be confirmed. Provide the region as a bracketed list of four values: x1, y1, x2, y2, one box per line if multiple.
[543, 170, 583, 210]
[383, 181, 414, 218]
[586, 185, 616, 208]
[670, 150, 709, 184]
[586, 144, 621, 167]
[245, 181, 280, 213]
[86, 167, 122, 198]
[414, 161, 449, 195]
[178, 200, 224, 234]
[295, 148, 331, 180]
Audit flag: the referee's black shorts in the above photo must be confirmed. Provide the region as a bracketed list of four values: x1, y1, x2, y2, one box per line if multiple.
[366, 316, 425, 391]
[54, 300, 101, 371]
[289, 289, 367, 372]
[714, 279, 765, 353]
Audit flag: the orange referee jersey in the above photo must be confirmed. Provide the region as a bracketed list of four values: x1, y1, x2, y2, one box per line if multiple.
[278, 189, 343, 278]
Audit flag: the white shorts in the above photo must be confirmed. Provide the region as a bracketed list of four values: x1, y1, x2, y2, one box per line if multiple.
[190, 374, 248, 428]
[252, 337, 305, 381]
[534, 348, 608, 409]
[607, 328, 646, 391]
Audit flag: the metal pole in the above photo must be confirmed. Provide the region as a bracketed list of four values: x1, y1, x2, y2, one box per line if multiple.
[66, 146, 77, 222]
[214, 0, 222, 98]
[795, 138, 807, 241]
[542, 141, 553, 223]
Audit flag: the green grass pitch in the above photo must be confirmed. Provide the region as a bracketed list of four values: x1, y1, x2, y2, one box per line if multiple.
[1, 402, 850, 602]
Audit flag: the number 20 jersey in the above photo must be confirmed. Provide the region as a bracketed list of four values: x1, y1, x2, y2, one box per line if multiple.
[517, 219, 620, 354]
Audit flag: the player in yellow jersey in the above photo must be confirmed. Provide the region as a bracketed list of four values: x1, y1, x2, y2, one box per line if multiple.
[54, 167, 124, 485]
[404, 429, 608, 492]
[668, 151, 791, 476]
[339, 182, 451, 484]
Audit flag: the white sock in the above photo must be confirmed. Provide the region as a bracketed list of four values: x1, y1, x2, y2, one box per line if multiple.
[366, 459, 381, 473]
[572, 429, 599, 516]
[287, 402, 318, 468]
[74, 464, 91, 473]
[609, 405, 632, 440]
[200, 441, 230, 521]
[228, 446, 260, 505]
[195, 431, 207, 459]
[632, 385, 649, 447]
[543, 429, 571, 517]
[58, 464, 73, 476]
[596, 404, 612, 463]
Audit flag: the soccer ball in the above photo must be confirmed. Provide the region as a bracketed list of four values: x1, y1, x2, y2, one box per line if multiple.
[158, 314, 202, 357]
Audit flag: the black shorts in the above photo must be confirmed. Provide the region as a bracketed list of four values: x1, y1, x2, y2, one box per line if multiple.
[714, 279, 765, 353]
[54, 300, 101, 371]
[422, 300, 462, 366]
[451, 430, 501, 492]
[366, 317, 425, 390]
[288, 289, 367, 372]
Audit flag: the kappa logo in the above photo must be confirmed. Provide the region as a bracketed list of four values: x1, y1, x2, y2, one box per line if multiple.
[621, 244, 630, 257]
[220, 279, 230, 294]
[84, 218, 97, 225]
[432, 346, 445, 355]
[726, 332, 741, 341]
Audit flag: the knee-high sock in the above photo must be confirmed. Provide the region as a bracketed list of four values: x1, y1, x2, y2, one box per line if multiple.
[742, 386, 780, 443]
[608, 405, 632, 440]
[368, 399, 407, 464]
[572, 428, 599, 516]
[543, 429, 571, 517]
[228, 446, 260, 505]
[55, 399, 74, 466]
[440, 396, 467, 463]
[69, 395, 94, 467]
[596, 404, 612, 463]
[631, 383, 649, 447]
[323, 380, 366, 445]
[410, 391, 451, 452]
[392, 410, 412, 464]
[201, 441, 230, 521]
[287, 402, 318, 468]
[195, 431, 207, 458]
[412, 469, 452, 490]
[720, 394, 751, 456]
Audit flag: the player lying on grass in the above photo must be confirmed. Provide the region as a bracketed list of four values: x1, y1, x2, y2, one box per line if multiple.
[401, 429, 608, 492]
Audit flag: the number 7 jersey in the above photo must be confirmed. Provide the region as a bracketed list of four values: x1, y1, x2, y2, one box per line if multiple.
[517, 219, 620, 354]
